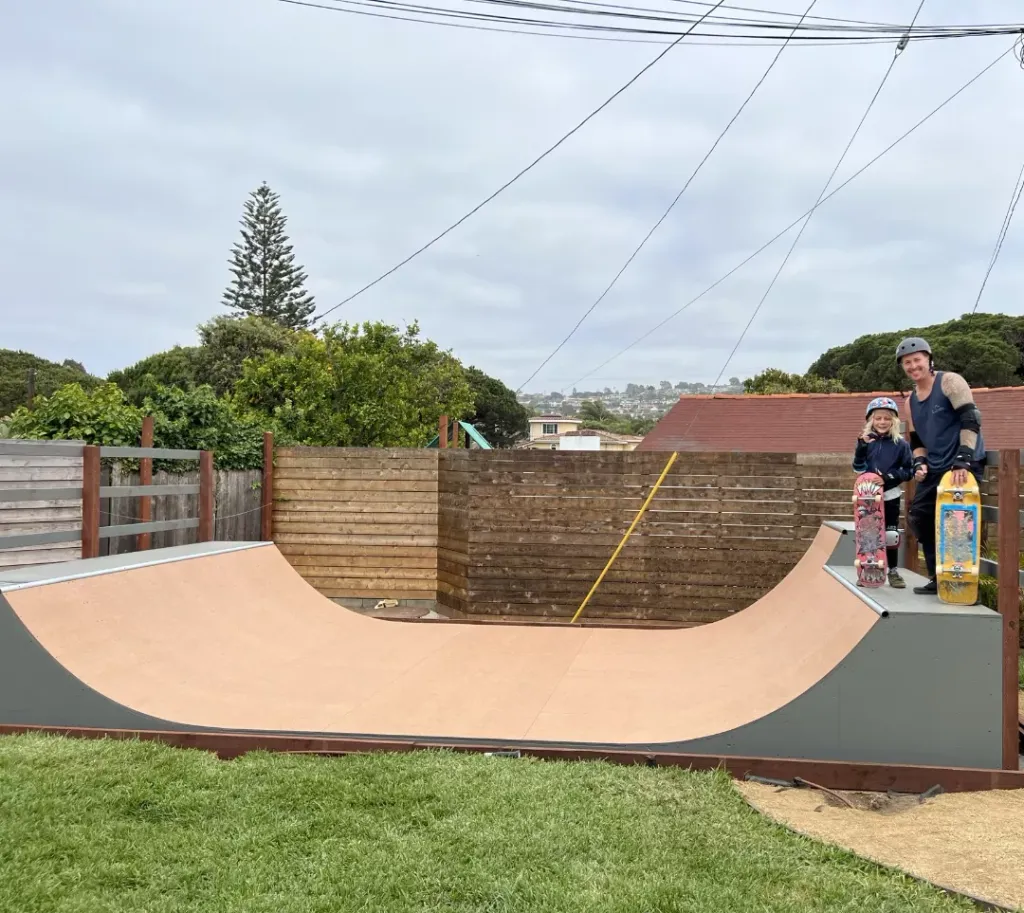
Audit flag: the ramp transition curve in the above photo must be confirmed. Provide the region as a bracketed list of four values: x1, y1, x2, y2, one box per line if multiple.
[0, 522, 1004, 769]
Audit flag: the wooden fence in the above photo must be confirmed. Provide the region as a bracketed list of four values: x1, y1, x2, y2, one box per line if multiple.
[0, 439, 83, 569]
[435, 449, 859, 623]
[271, 447, 439, 604]
[269, 447, 859, 622]
[98, 465, 262, 555]
[268, 446, 1023, 629]
[0, 437, 264, 565]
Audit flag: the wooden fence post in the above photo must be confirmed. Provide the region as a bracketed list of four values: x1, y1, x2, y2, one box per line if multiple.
[81, 445, 101, 559]
[439, 415, 448, 449]
[199, 451, 214, 542]
[261, 431, 274, 541]
[137, 415, 154, 551]
[997, 448, 1020, 770]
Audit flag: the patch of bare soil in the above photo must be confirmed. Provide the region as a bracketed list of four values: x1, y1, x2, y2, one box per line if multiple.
[736, 779, 1024, 912]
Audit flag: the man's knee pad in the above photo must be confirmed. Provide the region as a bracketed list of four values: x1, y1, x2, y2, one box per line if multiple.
[886, 528, 900, 548]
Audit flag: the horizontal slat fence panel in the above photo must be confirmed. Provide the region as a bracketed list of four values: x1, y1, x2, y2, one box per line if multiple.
[273, 447, 439, 601]
[435, 449, 856, 623]
[99, 466, 262, 555]
[0, 443, 84, 569]
[271, 447, 1020, 626]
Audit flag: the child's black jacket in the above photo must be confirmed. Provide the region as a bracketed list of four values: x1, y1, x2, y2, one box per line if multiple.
[852, 435, 914, 492]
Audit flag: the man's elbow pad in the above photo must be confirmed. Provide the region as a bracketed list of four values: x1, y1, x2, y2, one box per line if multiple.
[909, 430, 924, 450]
[955, 403, 982, 433]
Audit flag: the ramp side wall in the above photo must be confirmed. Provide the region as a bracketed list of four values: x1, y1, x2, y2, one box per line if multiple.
[652, 611, 1002, 769]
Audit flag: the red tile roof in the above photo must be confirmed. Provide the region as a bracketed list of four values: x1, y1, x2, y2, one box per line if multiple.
[637, 386, 1024, 453]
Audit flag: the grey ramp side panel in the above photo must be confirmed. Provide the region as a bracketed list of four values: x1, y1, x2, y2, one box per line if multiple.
[653, 612, 1002, 770]
[0, 591, 193, 733]
[0, 549, 1001, 768]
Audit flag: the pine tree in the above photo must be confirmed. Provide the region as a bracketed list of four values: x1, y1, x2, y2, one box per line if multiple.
[221, 182, 316, 329]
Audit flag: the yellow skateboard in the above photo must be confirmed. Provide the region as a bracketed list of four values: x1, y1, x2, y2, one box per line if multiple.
[935, 469, 981, 605]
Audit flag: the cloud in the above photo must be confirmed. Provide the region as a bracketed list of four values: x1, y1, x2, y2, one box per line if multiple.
[1, 0, 1022, 394]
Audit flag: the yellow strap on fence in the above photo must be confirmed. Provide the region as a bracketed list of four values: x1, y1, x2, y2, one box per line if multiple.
[570, 451, 679, 624]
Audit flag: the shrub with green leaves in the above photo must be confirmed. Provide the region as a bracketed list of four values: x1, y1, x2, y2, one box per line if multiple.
[6, 382, 143, 445]
[6, 381, 272, 471]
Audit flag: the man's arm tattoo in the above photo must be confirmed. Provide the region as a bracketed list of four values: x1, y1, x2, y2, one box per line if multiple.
[941, 372, 979, 448]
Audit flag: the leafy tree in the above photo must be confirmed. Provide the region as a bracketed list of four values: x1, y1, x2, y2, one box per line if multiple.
[578, 400, 618, 426]
[6, 381, 271, 470]
[462, 366, 528, 448]
[233, 320, 474, 447]
[107, 345, 203, 405]
[576, 399, 654, 436]
[108, 315, 299, 404]
[141, 384, 272, 470]
[6, 382, 143, 445]
[194, 315, 298, 396]
[0, 349, 102, 418]
[808, 313, 1024, 391]
[221, 182, 316, 329]
[743, 368, 846, 395]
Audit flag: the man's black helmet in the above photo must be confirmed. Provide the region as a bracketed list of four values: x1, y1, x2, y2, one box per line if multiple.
[895, 336, 932, 364]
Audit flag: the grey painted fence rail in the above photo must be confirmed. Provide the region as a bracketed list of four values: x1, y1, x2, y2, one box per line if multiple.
[0, 439, 264, 565]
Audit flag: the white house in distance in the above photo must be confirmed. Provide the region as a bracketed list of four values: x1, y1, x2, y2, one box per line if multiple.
[523, 414, 643, 452]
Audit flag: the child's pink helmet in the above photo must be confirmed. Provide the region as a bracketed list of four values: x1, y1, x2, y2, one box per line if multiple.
[865, 396, 899, 419]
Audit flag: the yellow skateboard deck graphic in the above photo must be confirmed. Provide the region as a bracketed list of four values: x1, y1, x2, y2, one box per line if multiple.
[935, 469, 981, 605]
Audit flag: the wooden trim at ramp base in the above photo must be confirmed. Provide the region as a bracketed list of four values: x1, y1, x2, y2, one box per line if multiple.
[2, 724, 1022, 795]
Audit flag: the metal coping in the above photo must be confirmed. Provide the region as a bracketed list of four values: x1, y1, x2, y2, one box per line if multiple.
[0, 541, 270, 593]
[822, 565, 889, 618]
[824, 522, 1001, 617]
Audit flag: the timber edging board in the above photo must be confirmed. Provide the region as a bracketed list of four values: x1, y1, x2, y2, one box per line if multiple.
[1, 725, 1022, 794]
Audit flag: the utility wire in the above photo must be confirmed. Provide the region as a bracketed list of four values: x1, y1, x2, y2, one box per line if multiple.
[278, 0, 912, 46]
[513, 0, 819, 393]
[282, 0, 1024, 42]
[969, 157, 1024, 315]
[698, 1, 927, 401]
[309, 0, 729, 324]
[564, 36, 1017, 392]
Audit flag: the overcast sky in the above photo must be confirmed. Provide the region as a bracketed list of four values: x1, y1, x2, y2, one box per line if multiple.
[2, 1, 1022, 395]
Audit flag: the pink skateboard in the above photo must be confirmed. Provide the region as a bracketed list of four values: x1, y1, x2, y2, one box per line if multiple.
[852, 471, 887, 587]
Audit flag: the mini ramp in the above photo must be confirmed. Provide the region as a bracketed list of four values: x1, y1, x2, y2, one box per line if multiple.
[0, 522, 1006, 771]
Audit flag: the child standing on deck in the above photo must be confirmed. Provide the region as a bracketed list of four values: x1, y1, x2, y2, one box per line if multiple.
[852, 396, 914, 588]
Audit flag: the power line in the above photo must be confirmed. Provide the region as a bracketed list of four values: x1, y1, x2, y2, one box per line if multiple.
[704, 0, 926, 388]
[308, 0, 730, 324]
[970, 157, 1024, 315]
[513, 0, 819, 393]
[280, 0, 1024, 44]
[277, 0, 910, 46]
[652, 0, 927, 449]
[563, 38, 1018, 392]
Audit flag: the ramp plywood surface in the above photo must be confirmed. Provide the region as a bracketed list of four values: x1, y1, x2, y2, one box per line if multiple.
[4, 526, 879, 746]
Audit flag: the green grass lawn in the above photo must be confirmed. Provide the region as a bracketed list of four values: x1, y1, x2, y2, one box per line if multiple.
[0, 735, 980, 913]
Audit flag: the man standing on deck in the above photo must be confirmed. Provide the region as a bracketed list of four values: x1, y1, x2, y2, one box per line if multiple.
[897, 337, 987, 596]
